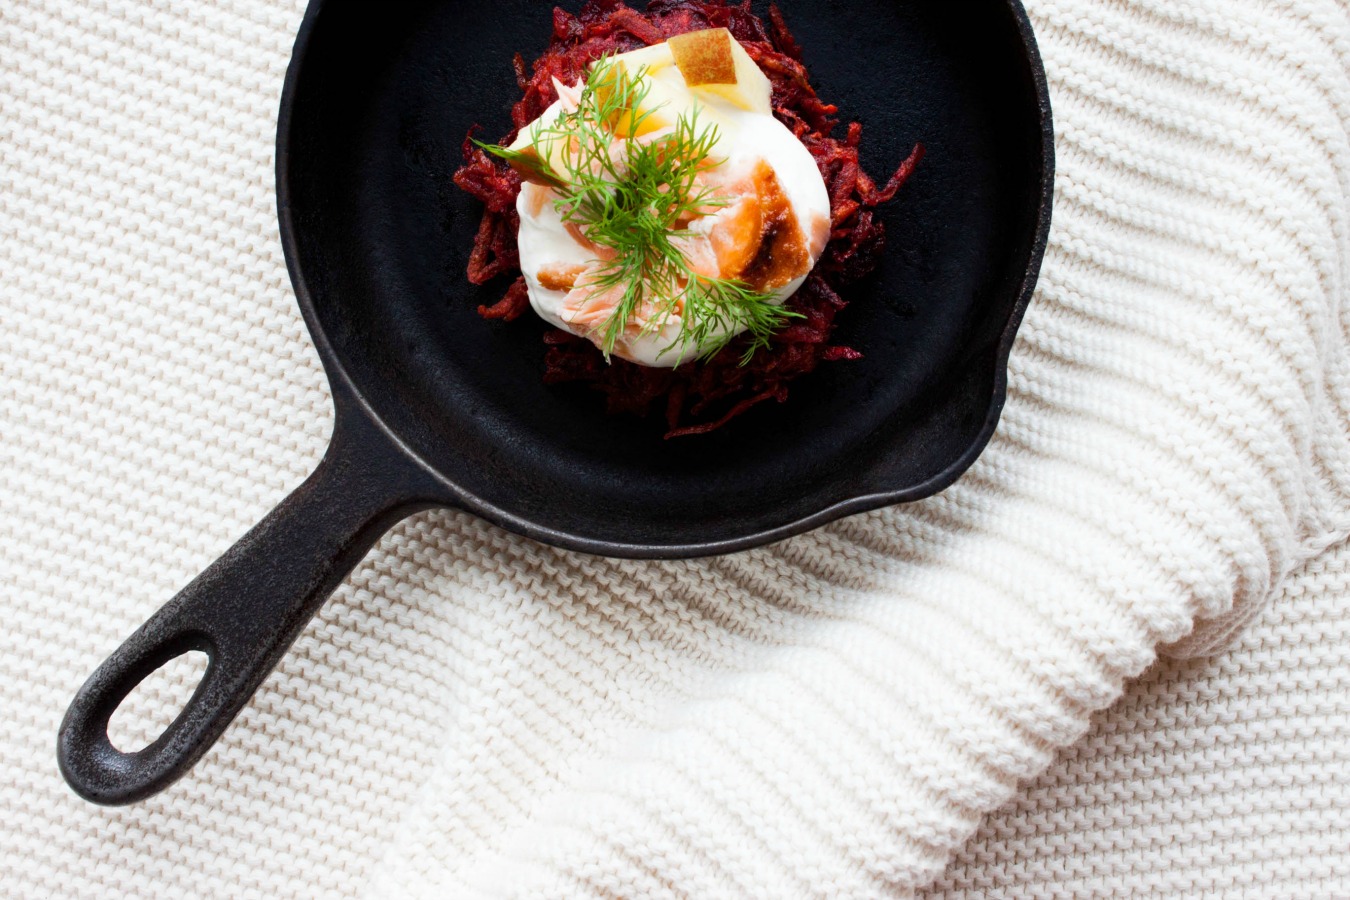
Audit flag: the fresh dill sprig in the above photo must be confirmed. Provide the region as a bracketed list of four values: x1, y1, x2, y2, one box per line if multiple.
[478, 55, 798, 365]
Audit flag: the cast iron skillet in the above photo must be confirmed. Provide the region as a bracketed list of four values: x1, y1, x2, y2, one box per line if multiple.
[58, 0, 1053, 805]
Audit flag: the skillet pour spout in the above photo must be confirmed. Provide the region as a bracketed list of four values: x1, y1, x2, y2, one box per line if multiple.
[58, 0, 1052, 804]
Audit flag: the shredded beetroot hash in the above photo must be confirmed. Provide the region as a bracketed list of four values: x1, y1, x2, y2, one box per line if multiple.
[453, 0, 923, 438]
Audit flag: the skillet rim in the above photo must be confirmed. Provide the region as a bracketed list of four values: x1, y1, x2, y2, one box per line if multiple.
[274, 0, 1055, 560]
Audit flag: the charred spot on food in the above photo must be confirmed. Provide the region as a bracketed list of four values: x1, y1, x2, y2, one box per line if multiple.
[732, 162, 811, 292]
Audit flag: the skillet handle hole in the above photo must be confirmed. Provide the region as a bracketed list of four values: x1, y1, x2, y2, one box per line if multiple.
[106, 650, 210, 754]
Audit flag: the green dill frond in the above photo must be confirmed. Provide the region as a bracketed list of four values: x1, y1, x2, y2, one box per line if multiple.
[477, 53, 796, 365]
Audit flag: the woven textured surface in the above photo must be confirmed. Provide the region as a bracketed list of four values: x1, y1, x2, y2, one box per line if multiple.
[2, 0, 1348, 896]
[925, 536, 1350, 899]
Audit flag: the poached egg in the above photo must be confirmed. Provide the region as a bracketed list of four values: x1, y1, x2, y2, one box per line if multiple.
[513, 34, 832, 367]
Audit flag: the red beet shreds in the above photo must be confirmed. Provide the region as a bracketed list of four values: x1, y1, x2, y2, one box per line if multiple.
[452, 0, 922, 439]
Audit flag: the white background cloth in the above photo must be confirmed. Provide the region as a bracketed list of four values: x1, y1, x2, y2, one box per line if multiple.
[2, 0, 1348, 896]
[926, 535, 1350, 898]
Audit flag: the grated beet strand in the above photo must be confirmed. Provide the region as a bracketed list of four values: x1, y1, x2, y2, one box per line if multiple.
[453, 0, 922, 438]
[479, 276, 531, 321]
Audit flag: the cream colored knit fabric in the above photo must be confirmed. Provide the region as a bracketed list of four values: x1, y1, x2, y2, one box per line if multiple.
[2, 0, 1348, 897]
[926, 536, 1350, 898]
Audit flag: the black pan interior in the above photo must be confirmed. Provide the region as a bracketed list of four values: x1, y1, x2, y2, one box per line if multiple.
[281, 0, 1050, 551]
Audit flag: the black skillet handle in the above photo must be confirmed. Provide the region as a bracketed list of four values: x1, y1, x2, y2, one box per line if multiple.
[57, 407, 440, 805]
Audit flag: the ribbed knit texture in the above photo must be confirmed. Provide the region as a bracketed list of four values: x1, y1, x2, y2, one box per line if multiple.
[926, 536, 1350, 898]
[2, 0, 1347, 896]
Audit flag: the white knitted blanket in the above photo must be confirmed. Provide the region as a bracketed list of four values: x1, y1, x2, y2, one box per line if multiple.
[927, 534, 1350, 897]
[2, 0, 1348, 896]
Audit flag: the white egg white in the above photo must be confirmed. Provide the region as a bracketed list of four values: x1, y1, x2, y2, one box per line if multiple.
[516, 73, 831, 368]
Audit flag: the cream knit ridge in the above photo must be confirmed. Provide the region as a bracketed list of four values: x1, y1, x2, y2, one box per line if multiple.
[926, 535, 1350, 898]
